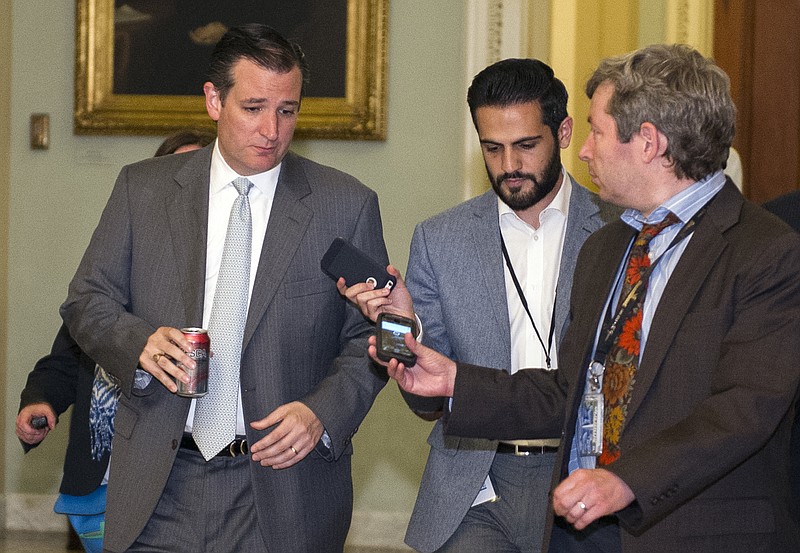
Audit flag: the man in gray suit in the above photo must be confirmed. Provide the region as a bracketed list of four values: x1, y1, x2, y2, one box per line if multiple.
[61, 24, 388, 553]
[343, 59, 615, 553]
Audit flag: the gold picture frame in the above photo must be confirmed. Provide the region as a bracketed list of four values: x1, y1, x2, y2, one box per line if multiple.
[75, 1, 388, 139]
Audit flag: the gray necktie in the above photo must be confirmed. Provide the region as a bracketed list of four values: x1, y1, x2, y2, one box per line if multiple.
[192, 177, 253, 460]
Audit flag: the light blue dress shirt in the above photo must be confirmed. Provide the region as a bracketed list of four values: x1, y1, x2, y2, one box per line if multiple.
[569, 171, 728, 472]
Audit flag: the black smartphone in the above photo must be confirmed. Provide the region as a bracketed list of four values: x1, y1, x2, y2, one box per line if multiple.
[321, 237, 395, 289]
[376, 312, 417, 365]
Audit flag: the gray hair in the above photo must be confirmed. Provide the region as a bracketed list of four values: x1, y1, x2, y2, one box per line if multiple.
[586, 44, 735, 181]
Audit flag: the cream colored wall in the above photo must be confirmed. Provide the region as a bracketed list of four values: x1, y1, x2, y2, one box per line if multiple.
[3, 0, 467, 530]
[549, 0, 640, 189]
[639, 0, 667, 46]
[0, 0, 12, 525]
[544, 0, 710, 189]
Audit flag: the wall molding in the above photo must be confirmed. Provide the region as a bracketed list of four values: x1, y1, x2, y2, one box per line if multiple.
[666, 0, 714, 55]
[463, 0, 530, 199]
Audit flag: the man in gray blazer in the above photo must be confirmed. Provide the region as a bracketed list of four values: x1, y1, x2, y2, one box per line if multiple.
[343, 59, 615, 553]
[61, 24, 388, 553]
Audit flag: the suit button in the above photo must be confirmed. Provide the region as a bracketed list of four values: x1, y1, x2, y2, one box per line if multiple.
[172, 439, 178, 450]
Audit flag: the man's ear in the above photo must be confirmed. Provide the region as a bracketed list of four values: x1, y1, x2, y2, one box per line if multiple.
[638, 122, 668, 163]
[204, 82, 222, 122]
[557, 116, 574, 149]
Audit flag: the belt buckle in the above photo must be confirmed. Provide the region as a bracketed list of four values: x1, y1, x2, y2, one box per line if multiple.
[226, 438, 249, 457]
[513, 444, 531, 457]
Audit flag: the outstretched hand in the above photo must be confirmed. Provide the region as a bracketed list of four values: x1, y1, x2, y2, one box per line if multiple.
[368, 333, 457, 397]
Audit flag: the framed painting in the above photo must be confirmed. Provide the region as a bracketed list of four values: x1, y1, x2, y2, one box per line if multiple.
[75, 0, 388, 139]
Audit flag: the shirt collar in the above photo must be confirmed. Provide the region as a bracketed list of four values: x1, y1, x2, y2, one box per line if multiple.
[498, 166, 572, 226]
[209, 139, 281, 197]
[621, 170, 726, 229]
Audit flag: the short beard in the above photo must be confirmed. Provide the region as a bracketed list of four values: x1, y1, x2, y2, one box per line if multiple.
[489, 147, 562, 211]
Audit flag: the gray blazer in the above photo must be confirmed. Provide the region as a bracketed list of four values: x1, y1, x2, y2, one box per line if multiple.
[61, 146, 389, 553]
[402, 176, 614, 552]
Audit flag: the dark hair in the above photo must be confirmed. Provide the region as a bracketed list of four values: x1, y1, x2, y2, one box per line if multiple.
[154, 128, 216, 157]
[586, 44, 735, 181]
[467, 58, 569, 138]
[207, 23, 309, 104]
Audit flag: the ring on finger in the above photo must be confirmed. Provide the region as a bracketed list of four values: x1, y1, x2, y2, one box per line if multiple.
[578, 501, 588, 511]
[152, 352, 163, 363]
[290, 446, 298, 455]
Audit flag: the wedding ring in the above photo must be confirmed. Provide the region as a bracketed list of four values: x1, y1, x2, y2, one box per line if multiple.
[152, 353, 163, 363]
[290, 446, 298, 455]
[579, 502, 588, 511]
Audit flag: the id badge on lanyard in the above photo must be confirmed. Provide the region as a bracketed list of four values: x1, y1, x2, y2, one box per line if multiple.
[578, 362, 605, 456]
[575, 203, 706, 458]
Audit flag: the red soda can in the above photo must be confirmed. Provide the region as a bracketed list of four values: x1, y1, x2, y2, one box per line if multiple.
[177, 328, 210, 397]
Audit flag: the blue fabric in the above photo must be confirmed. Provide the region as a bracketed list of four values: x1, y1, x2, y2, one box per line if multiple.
[89, 365, 119, 460]
[54, 484, 106, 515]
[67, 514, 104, 553]
[55, 485, 107, 553]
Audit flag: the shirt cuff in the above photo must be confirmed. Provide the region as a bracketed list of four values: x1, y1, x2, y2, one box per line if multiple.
[134, 368, 152, 389]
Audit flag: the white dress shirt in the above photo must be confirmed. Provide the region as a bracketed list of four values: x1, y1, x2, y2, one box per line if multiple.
[499, 169, 571, 373]
[184, 140, 279, 435]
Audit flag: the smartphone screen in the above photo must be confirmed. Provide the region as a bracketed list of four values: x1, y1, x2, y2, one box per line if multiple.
[377, 313, 417, 365]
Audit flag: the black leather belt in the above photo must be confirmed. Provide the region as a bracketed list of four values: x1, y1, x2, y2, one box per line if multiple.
[497, 442, 558, 456]
[180, 433, 249, 457]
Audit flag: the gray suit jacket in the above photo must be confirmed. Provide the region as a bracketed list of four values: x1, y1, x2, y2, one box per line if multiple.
[61, 146, 389, 553]
[402, 177, 614, 552]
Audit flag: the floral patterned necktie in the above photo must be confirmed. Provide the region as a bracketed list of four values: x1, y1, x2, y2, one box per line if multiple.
[599, 212, 680, 465]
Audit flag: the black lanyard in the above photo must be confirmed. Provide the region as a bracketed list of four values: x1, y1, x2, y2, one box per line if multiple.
[592, 203, 710, 365]
[499, 231, 557, 369]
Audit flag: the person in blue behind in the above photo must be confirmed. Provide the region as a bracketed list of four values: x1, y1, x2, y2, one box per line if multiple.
[16, 129, 214, 553]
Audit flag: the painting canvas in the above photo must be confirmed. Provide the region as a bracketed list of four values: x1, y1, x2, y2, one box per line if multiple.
[75, 0, 387, 139]
[113, 1, 347, 97]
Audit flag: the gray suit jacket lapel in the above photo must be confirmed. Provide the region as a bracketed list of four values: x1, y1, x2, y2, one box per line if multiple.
[168, 146, 212, 326]
[468, 191, 513, 370]
[555, 177, 604, 342]
[244, 152, 313, 349]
